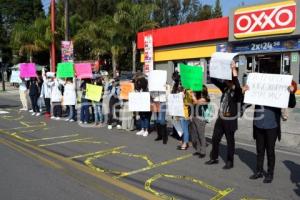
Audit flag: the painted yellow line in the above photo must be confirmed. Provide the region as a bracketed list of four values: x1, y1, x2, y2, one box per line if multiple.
[0, 135, 161, 200]
[69, 146, 127, 159]
[28, 134, 79, 142]
[116, 154, 193, 179]
[1, 115, 24, 121]
[240, 198, 267, 200]
[145, 174, 233, 200]
[38, 137, 106, 147]
[0, 138, 62, 170]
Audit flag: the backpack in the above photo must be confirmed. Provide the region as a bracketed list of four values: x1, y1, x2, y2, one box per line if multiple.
[202, 103, 214, 123]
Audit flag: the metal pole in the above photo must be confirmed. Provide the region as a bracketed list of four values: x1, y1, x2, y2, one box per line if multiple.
[65, 0, 70, 41]
[1, 65, 5, 92]
[51, 0, 56, 72]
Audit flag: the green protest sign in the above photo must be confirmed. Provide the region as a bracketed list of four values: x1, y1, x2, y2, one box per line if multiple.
[180, 64, 203, 91]
[57, 62, 74, 78]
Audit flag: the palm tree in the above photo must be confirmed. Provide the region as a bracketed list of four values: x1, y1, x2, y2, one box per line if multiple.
[10, 18, 51, 62]
[114, 0, 158, 73]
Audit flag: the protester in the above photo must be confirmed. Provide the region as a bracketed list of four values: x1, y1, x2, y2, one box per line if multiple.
[135, 75, 151, 137]
[244, 83, 297, 183]
[29, 77, 40, 116]
[93, 77, 104, 127]
[63, 78, 77, 122]
[206, 61, 242, 169]
[19, 78, 28, 111]
[40, 70, 53, 117]
[80, 79, 91, 124]
[120, 80, 135, 131]
[50, 78, 63, 120]
[189, 85, 210, 158]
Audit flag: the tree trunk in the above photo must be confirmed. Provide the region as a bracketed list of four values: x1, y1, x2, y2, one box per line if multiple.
[29, 52, 33, 63]
[112, 53, 117, 78]
[132, 40, 136, 73]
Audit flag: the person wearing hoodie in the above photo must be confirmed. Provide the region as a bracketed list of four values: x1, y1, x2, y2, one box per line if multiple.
[29, 77, 40, 116]
[50, 78, 63, 120]
[63, 78, 77, 122]
[40, 69, 54, 117]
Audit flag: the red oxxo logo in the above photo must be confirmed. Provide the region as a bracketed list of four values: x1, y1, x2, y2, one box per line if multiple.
[234, 1, 297, 38]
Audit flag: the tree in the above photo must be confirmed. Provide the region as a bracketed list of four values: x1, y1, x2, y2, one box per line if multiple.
[114, 0, 158, 72]
[213, 0, 222, 18]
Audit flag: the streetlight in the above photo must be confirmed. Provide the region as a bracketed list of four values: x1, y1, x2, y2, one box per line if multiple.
[0, 50, 5, 91]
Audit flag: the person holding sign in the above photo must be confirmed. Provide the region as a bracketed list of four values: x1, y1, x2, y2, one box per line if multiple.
[80, 79, 91, 124]
[63, 78, 77, 122]
[92, 77, 104, 127]
[206, 61, 243, 169]
[29, 78, 41, 116]
[243, 82, 296, 183]
[40, 69, 54, 117]
[50, 78, 63, 120]
[19, 79, 29, 111]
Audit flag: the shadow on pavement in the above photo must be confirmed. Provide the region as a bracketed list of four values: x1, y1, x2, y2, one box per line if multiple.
[235, 148, 257, 173]
[0, 105, 19, 109]
[283, 160, 300, 196]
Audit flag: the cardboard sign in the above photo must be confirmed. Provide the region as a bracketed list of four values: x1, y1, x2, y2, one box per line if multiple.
[85, 84, 103, 102]
[209, 52, 238, 80]
[57, 62, 74, 78]
[244, 73, 293, 108]
[167, 93, 185, 117]
[148, 70, 167, 91]
[128, 92, 150, 112]
[180, 64, 203, 91]
[75, 63, 93, 79]
[120, 81, 134, 100]
[20, 63, 37, 78]
[10, 71, 22, 83]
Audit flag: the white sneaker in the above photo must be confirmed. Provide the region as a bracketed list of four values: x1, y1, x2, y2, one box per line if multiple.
[32, 112, 36, 116]
[79, 121, 83, 124]
[136, 130, 144, 135]
[55, 117, 60, 120]
[69, 119, 74, 122]
[29, 110, 33, 113]
[84, 122, 88, 124]
[35, 113, 41, 116]
[117, 125, 122, 130]
[65, 118, 70, 122]
[142, 131, 149, 137]
[51, 116, 55, 119]
[107, 125, 113, 130]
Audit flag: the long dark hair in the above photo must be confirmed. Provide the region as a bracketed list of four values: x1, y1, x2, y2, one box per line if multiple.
[194, 85, 210, 102]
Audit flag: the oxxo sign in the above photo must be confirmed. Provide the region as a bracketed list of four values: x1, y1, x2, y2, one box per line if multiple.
[234, 1, 297, 39]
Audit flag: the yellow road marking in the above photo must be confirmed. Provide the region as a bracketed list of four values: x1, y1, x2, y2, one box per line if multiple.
[69, 146, 127, 159]
[39, 137, 107, 147]
[1, 115, 24, 121]
[241, 198, 267, 200]
[28, 134, 79, 142]
[145, 174, 233, 200]
[116, 154, 193, 179]
[0, 138, 62, 170]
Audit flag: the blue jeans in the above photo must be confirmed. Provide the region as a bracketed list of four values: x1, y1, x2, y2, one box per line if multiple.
[94, 104, 103, 123]
[80, 102, 90, 123]
[180, 118, 190, 143]
[139, 112, 151, 130]
[67, 105, 76, 120]
[156, 103, 166, 125]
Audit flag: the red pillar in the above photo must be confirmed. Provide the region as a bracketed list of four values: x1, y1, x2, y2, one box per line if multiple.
[50, 0, 56, 72]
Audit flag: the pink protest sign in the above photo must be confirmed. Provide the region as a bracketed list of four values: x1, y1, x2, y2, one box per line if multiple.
[75, 63, 93, 79]
[20, 63, 37, 78]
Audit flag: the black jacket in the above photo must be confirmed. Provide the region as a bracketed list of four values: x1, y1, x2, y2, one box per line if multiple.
[211, 77, 243, 132]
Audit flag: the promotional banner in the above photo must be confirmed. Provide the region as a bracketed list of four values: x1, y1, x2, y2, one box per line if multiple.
[144, 35, 153, 74]
[10, 70, 22, 83]
[209, 52, 238, 80]
[85, 84, 103, 102]
[20, 63, 37, 78]
[56, 62, 74, 78]
[148, 70, 167, 91]
[244, 73, 293, 108]
[120, 81, 134, 100]
[180, 64, 203, 91]
[128, 92, 150, 112]
[167, 93, 185, 117]
[75, 63, 93, 79]
[61, 41, 74, 62]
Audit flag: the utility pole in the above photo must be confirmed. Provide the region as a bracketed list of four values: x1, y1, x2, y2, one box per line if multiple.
[65, 0, 70, 41]
[0, 50, 5, 91]
[50, 0, 56, 72]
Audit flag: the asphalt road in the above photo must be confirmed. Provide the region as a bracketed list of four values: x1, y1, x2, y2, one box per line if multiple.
[0, 92, 300, 200]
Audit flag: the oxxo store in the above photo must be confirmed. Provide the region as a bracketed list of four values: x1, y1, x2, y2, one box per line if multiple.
[227, 0, 300, 84]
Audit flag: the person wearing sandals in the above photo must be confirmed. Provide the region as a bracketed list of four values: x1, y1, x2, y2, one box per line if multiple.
[206, 62, 243, 169]
[189, 85, 210, 158]
[177, 89, 193, 150]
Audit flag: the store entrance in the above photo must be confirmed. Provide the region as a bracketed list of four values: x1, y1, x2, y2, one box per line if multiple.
[256, 54, 281, 74]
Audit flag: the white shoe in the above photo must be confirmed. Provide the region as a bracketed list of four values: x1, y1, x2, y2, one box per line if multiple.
[117, 125, 122, 130]
[142, 131, 149, 137]
[35, 113, 41, 116]
[108, 125, 113, 130]
[29, 110, 33, 113]
[84, 122, 88, 124]
[65, 118, 70, 122]
[69, 119, 74, 122]
[79, 121, 83, 124]
[51, 116, 55, 119]
[136, 130, 144, 135]
[32, 112, 36, 116]
[55, 117, 60, 120]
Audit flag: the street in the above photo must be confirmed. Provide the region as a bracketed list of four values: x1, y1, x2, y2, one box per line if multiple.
[0, 92, 300, 200]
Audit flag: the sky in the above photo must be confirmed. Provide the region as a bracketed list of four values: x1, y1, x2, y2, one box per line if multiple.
[42, 0, 268, 16]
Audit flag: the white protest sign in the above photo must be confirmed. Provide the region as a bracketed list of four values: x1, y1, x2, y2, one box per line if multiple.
[129, 92, 150, 112]
[167, 93, 185, 117]
[172, 119, 183, 137]
[209, 52, 238, 80]
[148, 70, 167, 91]
[10, 70, 22, 83]
[244, 73, 293, 108]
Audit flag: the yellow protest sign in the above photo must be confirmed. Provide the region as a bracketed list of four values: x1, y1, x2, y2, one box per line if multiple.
[86, 84, 103, 102]
[120, 81, 134, 100]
